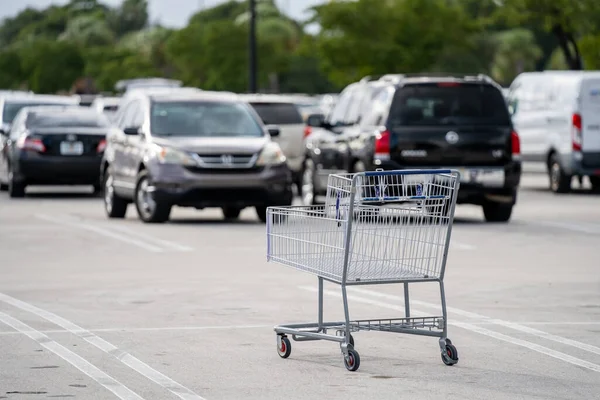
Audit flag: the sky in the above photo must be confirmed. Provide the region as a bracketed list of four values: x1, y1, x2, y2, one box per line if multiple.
[0, 0, 327, 27]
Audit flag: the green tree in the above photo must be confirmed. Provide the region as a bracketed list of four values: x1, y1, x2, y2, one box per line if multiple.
[490, 29, 542, 85]
[311, 0, 477, 87]
[19, 39, 85, 93]
[0, 49, 25, 89]
[108, 0, 149, 38]
[496, 0, 600, 70]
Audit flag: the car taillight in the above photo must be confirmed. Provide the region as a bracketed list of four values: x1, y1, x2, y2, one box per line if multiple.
[511, 130, 520, 159]
[303, 126, 312, 138]
[572, 113, 582, 151]
[374, 130, 390, 160]
[17, 136, 45, 153]
[97, 139, 107, 153]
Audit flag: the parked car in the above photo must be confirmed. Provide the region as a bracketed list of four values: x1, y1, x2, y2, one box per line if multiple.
[0, 93, 80, 134]
[0, 106, 110, 197]
[507, 70, 600, 193]
[100, 90, 293, 223]
[91, 96, 121, 121]
[238, 94, 306, 192]
[303, 73, 522, 223]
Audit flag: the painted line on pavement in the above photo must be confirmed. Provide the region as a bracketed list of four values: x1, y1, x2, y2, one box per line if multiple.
[0, 292, 206, 400]
[452, 241, 476, 250]
[0, 324, 270, 336]
[536, 221, 600, 235]
[299, 286, 600, 373]
[350, 287, 600, 357]
[106, 224, 194, 252]
[0, 311, 144, 400]
[35, 214, 164, 252]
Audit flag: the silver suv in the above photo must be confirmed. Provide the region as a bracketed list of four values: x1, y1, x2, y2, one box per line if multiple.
[100, 90, 293, 223]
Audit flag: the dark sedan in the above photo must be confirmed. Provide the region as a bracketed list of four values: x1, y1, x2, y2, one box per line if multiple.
[0, 107, 110, 198]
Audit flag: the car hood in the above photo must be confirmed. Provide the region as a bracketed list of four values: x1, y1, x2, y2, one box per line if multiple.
[152, 136, 269, 155]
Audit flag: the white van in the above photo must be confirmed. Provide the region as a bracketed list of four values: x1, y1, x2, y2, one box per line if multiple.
[507, 71, 600, 193]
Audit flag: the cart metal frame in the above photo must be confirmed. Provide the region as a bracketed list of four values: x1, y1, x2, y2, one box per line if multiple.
[267, 169, 461, 371]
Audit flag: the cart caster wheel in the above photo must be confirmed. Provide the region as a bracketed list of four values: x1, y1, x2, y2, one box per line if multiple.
[343, 348, 360, 371]
[277, 336, 291, 359]
[441, 343, 459, 366]
[348, 334, 355, 347]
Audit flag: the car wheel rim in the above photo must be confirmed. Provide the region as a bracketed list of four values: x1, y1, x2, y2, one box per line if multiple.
[104, 174, 114, 213]
[137, 178, 155, 218]
[302, 162, 314, 205]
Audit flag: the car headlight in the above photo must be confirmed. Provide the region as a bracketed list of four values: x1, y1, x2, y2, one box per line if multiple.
[256, 142, 286, 166]
[151, 144, 197, 166]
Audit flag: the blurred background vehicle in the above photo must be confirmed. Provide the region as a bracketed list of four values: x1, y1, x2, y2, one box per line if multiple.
[507, 70, 600, 193]
[101, 90, 292, 223]
[0, 93, 80, 134]
[115, 78, 184, 94]
[303, 73, 521, 222]
[238, 94, 306, 192]
[91, 96, 122, 122]
[0, 106, 110, 197]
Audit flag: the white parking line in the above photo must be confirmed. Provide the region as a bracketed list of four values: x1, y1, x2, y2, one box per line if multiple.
[350, 287, 600, 357]
[0, 311, 144, 400]
[0, 324, 270, 336]
[299, 286, 600, 373]
[452, 241, 476, 250]
[36, 214, 164, 252]
[537, 221, 600, 235]
[0, 293, 206, 400]
[106, 224, 194, 252]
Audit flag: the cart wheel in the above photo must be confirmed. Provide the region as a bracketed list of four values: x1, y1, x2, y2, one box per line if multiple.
[277, 336, 291, 359]
[347, 334, 355, 347]
[343, 348, 360, 371]
[441, 343, 459, 366]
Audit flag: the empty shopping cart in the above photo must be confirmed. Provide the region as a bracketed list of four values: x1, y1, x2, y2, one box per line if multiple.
[266, 169, 461, 371]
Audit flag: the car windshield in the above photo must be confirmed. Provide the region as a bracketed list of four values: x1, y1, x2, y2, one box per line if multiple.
[27, 112, 110, 128]
[249, 102, 304, 125]
[150, 101, 264, 137]
[388, 84, 511, 127]
[3, 102, 74, 123]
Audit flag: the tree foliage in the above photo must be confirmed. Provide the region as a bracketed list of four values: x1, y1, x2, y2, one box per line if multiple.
[0, 0, 599, 94]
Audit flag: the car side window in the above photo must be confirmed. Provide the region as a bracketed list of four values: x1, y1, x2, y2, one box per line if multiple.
[9, 112, 26, 140]
[328, 86, 355, 126]
[361, 86, 394, 127]
[121, 101, 140, 129]
[130, 101, 145, 128]
[344, 86, 370, 125]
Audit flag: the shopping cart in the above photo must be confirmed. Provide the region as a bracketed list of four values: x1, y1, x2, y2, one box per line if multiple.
[266, 169, 461, 371]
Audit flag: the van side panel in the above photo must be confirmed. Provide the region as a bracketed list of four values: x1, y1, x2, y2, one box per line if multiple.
[579, 78, 600, 153]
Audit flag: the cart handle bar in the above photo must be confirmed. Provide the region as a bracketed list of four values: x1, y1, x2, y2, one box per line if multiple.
[363, 169, 453, 177]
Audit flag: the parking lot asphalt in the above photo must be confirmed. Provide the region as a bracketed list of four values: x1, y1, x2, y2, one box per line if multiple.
[1, 172, 599, 400]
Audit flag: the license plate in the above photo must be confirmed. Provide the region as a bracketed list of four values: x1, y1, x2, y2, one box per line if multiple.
[456, 168, 504, 186]
[60, 141, 84, 155]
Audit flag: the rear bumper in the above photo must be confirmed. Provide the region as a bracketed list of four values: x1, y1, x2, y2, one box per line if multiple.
[149, 164, 294, 208]
[367, 160, 521, 205]
[566, 152, 600, 176]
[13, 153, 102, 185]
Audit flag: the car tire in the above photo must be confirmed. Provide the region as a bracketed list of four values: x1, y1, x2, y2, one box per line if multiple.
[0, 182, 7, 191]
[8, 169, 25, 198]
[549, 154, 571, 193]
[255, 206, 268, 223]
[482, 202, 513, 223]
[301, 158, 318, 206]
[222, 207, 241, 220]
[103, 169, 128, 219]
[134, 170, 171, 223]
[590, 176, 600, 193]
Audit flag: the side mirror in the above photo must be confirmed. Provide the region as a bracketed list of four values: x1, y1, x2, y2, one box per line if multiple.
[306, 113, 325, 128]
[123, 126, 140, 135]
[0, 129, 6, 136]
[266, 124, 280, 137]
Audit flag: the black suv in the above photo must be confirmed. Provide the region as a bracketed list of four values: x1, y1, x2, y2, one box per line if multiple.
[302, 73, 521, 222]
[100, 90, 293, 223]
